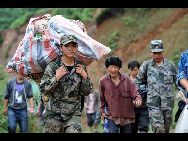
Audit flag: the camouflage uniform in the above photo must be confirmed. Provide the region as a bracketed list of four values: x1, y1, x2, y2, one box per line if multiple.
[40, 56, 92, 133]
[134, 40, 178, 133]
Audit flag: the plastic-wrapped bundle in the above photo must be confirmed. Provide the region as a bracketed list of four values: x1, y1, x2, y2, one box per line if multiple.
[6, 14, 111, 83]
[46, 15, 111, 64]
[6, 14, 60, 78]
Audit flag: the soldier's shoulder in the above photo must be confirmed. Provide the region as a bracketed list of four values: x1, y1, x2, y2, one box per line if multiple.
[46, 58, 59, 69]
[143, 59, 152, 65]
[165, 59, 175, 67]
[75, 57, 85, 68]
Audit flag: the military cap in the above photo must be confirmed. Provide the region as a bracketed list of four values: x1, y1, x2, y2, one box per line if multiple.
[60, 34, 78, 46]
[150, 40, 164, 52]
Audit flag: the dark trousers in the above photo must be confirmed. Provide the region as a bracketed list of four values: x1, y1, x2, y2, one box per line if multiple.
[132, 107, 149, 133]
[86, 112, 96, 127]
[108, 119, 132, 133]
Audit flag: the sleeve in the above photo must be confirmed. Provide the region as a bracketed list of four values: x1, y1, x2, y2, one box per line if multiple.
[79, 65, 92, 96]
[39, 64, 59, 96]
[171, 62, 178, 88]
[134, 61, 148, 89]
[128, 76, 142, 102]
[26, 82, 33, 99]
[4, 81, 10, 99]
[177, 52, 188, 88]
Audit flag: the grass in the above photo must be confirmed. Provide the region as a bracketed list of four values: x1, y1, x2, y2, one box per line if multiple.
[83, 123, 104, 133]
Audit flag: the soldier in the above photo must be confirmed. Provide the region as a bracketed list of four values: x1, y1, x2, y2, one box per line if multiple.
[40, 34, 92, 133]
[134, 40, 178, 133]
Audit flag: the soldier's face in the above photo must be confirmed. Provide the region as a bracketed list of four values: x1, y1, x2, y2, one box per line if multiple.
[150, 51, 164, 63]
[107, 65, 120, 79]
[60, 42, 78, 58]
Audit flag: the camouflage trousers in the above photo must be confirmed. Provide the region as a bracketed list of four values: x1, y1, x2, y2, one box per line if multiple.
[43, 114, 82, 133]
[148, 107, 173, 133]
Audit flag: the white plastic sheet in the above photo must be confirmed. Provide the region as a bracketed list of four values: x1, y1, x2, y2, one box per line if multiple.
[174, 105, 188, 133]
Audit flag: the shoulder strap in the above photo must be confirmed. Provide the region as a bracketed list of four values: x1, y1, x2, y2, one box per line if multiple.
[144, 61, 149, 80]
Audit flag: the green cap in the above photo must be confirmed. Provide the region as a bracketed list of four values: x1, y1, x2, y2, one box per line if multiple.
[150, 40, 164, 52]
[60, 34, 77, 46]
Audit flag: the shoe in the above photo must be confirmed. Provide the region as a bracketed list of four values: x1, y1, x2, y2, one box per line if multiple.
[94, 129, 100, 133]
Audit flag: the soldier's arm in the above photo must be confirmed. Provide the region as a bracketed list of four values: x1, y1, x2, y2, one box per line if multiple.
[128, 76, 142, 108]
[171, 62, 178, 88]
[79, 65, 92, 96]
[40, 64, 59, 96]
[134, 61, 148, 89]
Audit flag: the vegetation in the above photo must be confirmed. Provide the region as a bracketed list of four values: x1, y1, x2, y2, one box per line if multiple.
[108, 31, 119, 52]
[0, 8, 158, 32]
[0, 65, 9, 133]
[0, 8, 97, 32]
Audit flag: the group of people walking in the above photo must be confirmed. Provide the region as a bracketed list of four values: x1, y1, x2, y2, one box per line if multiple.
[3, 34, 188, 133]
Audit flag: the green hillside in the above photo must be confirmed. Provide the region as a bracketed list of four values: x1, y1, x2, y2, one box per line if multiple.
[0, 8, 96, 32]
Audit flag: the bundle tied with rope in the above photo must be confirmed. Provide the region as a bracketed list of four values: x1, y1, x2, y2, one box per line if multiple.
[6, 14, 111, 107]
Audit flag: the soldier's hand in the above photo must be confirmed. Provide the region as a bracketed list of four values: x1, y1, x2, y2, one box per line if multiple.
[76, 64, 88, 79]
[56, 66, 67, 80]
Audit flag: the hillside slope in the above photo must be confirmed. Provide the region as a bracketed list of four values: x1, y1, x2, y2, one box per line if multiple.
[87, 8, 188, 87]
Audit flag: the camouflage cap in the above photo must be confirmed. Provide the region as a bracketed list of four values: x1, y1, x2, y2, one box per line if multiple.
[150, 40, 164, 52]
[60, 34, 78, 46]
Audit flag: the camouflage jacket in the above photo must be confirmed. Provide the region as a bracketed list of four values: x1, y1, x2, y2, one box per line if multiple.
[40, 56, 92, 120]
[134, 58, 177, 110]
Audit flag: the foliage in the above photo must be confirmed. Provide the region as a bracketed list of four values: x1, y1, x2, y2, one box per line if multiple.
[52, 8, 96, 22]
[0, 8, 97, 32]
[172, 50, 181, 68]
[123, 16, 136, 26]
[108, 31, 119, 51]
[0, 8, 43, 31]
[0, 65, 9, 133]
[10, 12, 33, 29]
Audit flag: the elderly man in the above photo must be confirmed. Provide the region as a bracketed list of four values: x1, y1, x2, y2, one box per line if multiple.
[99, 56, 142, 133]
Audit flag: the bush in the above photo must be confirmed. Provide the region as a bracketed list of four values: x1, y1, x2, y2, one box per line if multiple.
[172, 49, 181, 68]
[0, 65, 9, 133]
[108, 31, 119, 51]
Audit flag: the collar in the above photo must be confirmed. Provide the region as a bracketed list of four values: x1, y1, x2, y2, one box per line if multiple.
[151, 57, 167, 66]
[106, 72, 125, 81]
[55, 56, 81, 67]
